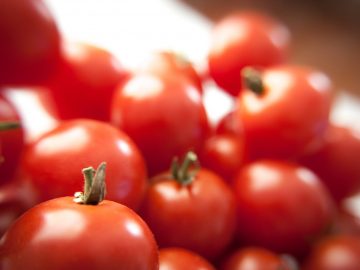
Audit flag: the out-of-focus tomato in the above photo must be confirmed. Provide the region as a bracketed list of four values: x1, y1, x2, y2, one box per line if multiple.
[215, 109, 243, 136]
[46, 42, 129, 121]
[0, 0, 61, 85]
[111, 72, 210, 176]
[208, 10, 290, 96]
[302, 234, 360, 270]
[233, 160, 335, 258]
[236, 65, 333, 160]
[0, 163, 159, 270]
[220, 247, 297, 270]
[159, 247, 215, 270]
[21, 119, 147, 210]
[0, 94, 24, 184]
[298, 124, 360, 203]
[140, 152, 236, 260]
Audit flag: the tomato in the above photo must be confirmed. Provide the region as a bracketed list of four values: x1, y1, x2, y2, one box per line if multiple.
[159, 247, 215, 270]
[208, 10, 290, 96]
[45, 41, 129, 121]
[21, 119, 147, 210]
[111, 71, 210, 176]
[236, 65, 333, 160]
[0, 94, 24, 184]
[140, 152, 236, 260]
[302, 234, 360, 270]
[138, 50, 203, 92]
[199, 133, 246, 184]
[220, 247, 297, 270]
[215, 109, 243, 135]
[0, 163, 159, 270]
[298, 124, 360, 203]
[233, 160, 335, 257]
[0, 0, 61, 85]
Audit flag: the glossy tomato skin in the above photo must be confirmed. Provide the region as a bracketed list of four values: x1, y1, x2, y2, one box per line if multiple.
[220, 247, 296, 270]
[0, 94, 25, 184]
[233, 160, 335, 258]
[298, 124, 360, 203]
[159, 247, 215, 270]
[111, 72, 210, 176]
[0, 197, 159, 270]
[208, 11, 290, 96]
[0, 0, 61, 85]
[46, 42, 129, 121]
[302, 234, 360, 270]
[21, 119, 147, 210]
[140, 169, 236, 260]
[236, 65, 333, 160]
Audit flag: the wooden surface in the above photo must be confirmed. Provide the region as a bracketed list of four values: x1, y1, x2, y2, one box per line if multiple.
[181, 0, 360, 96]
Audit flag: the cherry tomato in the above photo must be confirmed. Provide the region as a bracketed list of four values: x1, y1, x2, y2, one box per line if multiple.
[220, 247, 297, 270]
[236, 65, 333, 160]
[159, 247, 215, 270]
[140, 152, 236, 260]
[208, 10, 290, 96]
[111, 72, 210, 176]
[46, 41, 129, 121]
[302, 234, 360, 270]
[0, 94, 24, 184]
[298, 124, 360, 203]
[138, 50, 203, 92]
[21, 119, 147, 210]
[0, 164, 158, 270]
[0, 0, 61, 85]
[233, 160, 335, 257]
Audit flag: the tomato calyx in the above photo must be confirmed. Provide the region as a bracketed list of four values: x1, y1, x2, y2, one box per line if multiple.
[0, 121, 20, 131]
[171, 151, 199, 186]
[242, 67, 264, 95]
[74, 162, 107, 205]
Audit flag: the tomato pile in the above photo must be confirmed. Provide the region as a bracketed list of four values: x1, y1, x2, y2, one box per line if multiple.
[1, 1, 360, 269]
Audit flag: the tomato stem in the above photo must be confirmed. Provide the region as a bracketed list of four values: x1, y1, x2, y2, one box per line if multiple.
[242, 67, 264, 95]
[171, 151, 199, 186]
[0, 121, 20, 131]
[74, 162, 107, 205]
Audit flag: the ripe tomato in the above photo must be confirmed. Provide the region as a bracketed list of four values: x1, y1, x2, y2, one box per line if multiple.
[298, 124, 360, 203]
[220, 247, 297, 270]
[21, 119, 147, 210]
[138, 50, 203, 92]
[111, 71, 210, 176]
[302, 234, 360, 270]
[0, 0, 61, 85]
[0, 94, 24, 185]
[159, 247, 215, 270]
[208, 10, 290, 96]
[0, 164, 159, 270]
[46, 41, 129, 121]
[236, 65, 333, 160]
[140, 152, 236, 260]
[233, 160, 335, 257]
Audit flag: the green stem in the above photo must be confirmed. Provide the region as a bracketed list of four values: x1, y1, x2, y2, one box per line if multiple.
[171, 151, 199, 186]
[0, 122, 20, 131]
[74, 162, 107, 205]
[242, 67, 264, 95]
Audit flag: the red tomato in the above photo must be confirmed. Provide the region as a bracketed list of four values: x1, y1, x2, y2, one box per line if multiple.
[220, 247, 297, 270]
[233, 160, 335, 257]
[302, 234, 360, 270]
[208, 11, 290, 96]
[21, 119, 147, 210]
[159, 247, 215, 270]
[111, 72, 210, 176]
[0, 94, 24, 184]
[298, 124, 360, 203]
[0, 166, 159, 270]
[138, 50, 203, 92]
[46, 42, 129, 121]
[215, 109, 243, 135]
[0, 0, 61, 85]
[140, 152, 236, 260]
[236, 65, 333, 160]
